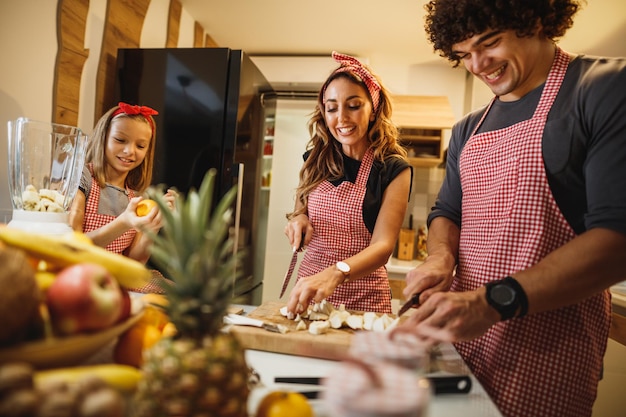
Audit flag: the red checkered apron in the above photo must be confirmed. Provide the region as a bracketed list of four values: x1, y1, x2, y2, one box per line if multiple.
[83, 165, 136, 254]
[82, 166, 168, 294]
[453, 48, 610, 417]
[298, 148, 392, 313]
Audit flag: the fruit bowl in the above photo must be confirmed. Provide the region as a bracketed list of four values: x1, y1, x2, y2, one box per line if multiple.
[0, 311, 144, 369]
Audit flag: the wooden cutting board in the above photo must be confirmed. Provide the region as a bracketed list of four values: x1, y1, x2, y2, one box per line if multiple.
[228, 301, 357, 361]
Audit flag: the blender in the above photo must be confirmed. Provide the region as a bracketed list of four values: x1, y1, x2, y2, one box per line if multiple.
[7, 117, 87, 235]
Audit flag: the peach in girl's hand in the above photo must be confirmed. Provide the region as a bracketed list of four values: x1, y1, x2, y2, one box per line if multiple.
[135, 199, 157, 217]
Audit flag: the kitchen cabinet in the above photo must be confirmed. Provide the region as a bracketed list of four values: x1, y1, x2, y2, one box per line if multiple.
[391, 95, 455, 167]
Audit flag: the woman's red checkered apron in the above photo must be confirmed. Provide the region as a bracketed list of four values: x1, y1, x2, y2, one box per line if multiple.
[83, 168, 136, 254]
[453, 48, 610, 417]
[298, 148, 392, 313]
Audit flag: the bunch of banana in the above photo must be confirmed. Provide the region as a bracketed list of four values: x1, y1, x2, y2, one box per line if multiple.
[0, 226, 151, 289]
[0, 362, 140, 417]
[34, 363, 143, 393]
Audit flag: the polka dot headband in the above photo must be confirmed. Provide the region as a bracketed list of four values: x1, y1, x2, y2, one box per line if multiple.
[326, 51, 382, 112]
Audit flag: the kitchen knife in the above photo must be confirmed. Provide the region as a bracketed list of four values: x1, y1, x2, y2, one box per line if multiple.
[223, 313, 285, 333]
[397, 292, 421, 317]
[275, 375, 472, 396]
[279, 238, 304, 298]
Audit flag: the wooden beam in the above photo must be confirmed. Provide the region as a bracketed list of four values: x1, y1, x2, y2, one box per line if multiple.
[53, 0, 89, 126]
[94, 0, 150, 120]
[204, 33, 218, 47]
[193, 21, 204, 47]
[166, 0, 182, 48]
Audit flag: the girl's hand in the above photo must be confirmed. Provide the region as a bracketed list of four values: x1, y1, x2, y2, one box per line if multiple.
[163, 188, 178, 210]
[123, 197, 162, 232]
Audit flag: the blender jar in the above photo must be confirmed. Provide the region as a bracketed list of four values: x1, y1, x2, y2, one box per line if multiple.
[7, 117, 87, 234]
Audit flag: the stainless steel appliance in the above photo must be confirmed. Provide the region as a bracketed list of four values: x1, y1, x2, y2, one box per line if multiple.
[114, 48, 276, 305]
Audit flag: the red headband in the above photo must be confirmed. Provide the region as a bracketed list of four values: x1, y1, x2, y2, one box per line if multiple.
[327, 51, 382, 112]
[112, 102, 158, 133]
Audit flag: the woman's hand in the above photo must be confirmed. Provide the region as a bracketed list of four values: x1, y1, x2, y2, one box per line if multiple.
[284, 214, 313, 251]
[286, 266, 343, 315]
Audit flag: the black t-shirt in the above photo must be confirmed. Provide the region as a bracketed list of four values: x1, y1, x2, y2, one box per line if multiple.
[304, 152, 412, 234]
[430, 54, 626, 236]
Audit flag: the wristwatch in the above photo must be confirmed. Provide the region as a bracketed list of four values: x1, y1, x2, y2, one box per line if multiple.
[336, 261, 351, 284]
[485, 276, 528, 321]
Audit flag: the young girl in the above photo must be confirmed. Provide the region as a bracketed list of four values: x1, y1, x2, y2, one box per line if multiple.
[69, 103, 176, 286]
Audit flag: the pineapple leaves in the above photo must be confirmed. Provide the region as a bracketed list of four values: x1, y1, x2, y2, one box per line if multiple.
[144, 169, 246, 334]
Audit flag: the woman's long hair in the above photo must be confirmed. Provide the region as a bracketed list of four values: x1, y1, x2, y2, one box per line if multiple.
[287, 70, 407, 220]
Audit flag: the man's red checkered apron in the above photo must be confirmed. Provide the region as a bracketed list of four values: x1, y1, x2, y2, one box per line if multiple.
[453, 48, 610, 417]
[298, 148, 392, 313]
[83, 166, 136, 254]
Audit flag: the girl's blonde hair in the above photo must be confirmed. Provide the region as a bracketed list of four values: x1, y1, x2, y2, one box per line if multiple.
[86, 105, 156, 192]
[287, 70, 407, 220]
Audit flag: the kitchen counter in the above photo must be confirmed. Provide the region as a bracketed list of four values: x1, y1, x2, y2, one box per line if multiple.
[385, 257, 422, 306]
[610, 284, 626, 312]
[239, 304, 502, 417]
[610, 284, 626, 346]
[246, 342, 502, 417]
[386, 256, 423, 275]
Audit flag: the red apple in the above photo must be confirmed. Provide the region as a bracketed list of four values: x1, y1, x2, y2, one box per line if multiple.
[117, 287, 132, 323]
[46, 263, 124, 335]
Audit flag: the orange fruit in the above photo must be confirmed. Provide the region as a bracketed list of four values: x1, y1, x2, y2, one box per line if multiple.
[136, 199, 157, 216]
[114, 322, 162, 367]
[255, 391, 314, 417]
[141, 304, 170, 331]
[113, 304, 170, 367]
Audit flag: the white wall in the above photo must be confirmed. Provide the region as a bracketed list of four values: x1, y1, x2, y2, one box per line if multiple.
[261, 99, 315, 303]
[0, 1, 57, 217]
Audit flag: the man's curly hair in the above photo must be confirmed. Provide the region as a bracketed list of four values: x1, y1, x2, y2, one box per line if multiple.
[424, 0, 583, 67]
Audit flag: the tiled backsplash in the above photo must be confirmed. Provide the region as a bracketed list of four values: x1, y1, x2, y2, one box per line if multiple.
[406, 166, 446, 230]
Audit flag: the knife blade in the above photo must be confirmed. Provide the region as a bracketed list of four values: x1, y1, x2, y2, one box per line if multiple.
[223, 314, 285, 333]
[397, 292, 421, 317]
[279, 245, 301, 298]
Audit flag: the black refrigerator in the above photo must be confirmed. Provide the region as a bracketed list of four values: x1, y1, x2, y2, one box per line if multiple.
[114, 47, 276, 305]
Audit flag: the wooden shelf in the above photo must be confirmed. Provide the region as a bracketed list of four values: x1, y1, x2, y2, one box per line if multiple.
[391, 95, 455, 167]
[391, 95, 455, 129]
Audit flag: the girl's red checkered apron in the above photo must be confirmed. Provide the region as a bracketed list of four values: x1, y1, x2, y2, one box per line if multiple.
[83, 165, 169, 294]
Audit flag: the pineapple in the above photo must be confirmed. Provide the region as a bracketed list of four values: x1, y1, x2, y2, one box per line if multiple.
[133, 169, 250, 417]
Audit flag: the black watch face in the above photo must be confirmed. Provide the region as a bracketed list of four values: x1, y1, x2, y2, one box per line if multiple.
[490, 284, 516, 306]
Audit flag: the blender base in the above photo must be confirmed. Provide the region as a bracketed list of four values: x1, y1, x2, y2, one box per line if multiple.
[8, 210, 73, 236]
